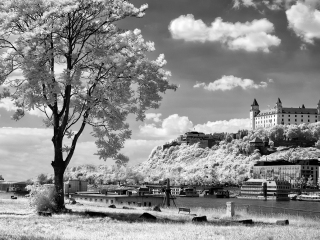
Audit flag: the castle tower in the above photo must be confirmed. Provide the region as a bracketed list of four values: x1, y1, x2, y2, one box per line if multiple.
[317, 100, 320, 120]
[275, 98, 282, 113]
[250, 99, 259, 130]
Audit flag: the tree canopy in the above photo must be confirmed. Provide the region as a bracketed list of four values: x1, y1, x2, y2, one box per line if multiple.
[0, 0, 177, 209]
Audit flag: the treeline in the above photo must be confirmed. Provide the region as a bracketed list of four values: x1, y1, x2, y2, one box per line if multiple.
[32, 165, 145, 186]
[33, 123, 320, 186]
[248, 123, 320, 143]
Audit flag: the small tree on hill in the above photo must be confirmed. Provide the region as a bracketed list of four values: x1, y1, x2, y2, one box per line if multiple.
[37, 173, 49, 185]
[0, 0, 176, 211]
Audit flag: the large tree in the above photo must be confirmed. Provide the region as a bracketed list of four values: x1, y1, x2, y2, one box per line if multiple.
[0, 0, 176, 210]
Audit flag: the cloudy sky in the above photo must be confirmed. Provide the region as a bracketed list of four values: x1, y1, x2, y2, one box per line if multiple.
[2, 0, 320, 181]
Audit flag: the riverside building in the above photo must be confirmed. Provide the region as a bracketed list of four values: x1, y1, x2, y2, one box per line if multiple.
[239, 179, 290, 201]
[252, 159, 319, 186]
[250, 98, 320, 130]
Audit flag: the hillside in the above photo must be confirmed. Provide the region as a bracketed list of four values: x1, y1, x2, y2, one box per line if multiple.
[134, 142, 320, 185]
[58, 142, 320, 187]
[135, 143, 254, 185]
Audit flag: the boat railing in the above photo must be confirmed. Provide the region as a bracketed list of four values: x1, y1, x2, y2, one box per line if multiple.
[235, 204, 320, 218]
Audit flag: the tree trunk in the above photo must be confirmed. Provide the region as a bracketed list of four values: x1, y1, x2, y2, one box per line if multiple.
[51, 144, 66, 211]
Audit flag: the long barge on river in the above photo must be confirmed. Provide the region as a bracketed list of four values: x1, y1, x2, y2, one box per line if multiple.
[297, 194, 320, 202]
[238, 179, 290, 201]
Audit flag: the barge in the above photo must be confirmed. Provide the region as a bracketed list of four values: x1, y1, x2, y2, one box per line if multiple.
[238, 179, 290, 201]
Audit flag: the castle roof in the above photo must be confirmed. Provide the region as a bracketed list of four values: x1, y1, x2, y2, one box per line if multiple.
[281, 107, 317, 114]
[277, 98, 282, 104]
[256, 107, 317, 116]
[256, 109, 276, 116]
[251, 99, 259, 106]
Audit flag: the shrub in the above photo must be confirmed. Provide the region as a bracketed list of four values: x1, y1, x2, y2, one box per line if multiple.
[26, 184, 57, 212]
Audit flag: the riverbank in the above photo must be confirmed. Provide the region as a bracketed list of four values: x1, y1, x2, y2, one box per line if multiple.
[1, 199, 320, 240]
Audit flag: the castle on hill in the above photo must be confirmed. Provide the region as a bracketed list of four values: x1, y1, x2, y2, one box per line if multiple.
[250, 98, 320, 130]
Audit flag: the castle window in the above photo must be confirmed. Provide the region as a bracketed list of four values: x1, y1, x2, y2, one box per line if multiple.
[301, 115, 303, 117]
[301, 119, 303, 122]
[295, 115, 297, 117]
[308, 115, 310, 118]
[288, 119, 290, 121]
[308, 120, 310, 122]
[288, 115, 290, 117]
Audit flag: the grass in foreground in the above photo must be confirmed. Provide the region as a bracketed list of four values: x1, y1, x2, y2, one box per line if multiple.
[0, 199, 319, 240]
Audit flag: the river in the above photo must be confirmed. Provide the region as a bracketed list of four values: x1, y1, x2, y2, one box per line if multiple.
[2, 191, 320, 217]
[175, 197, 320, 218]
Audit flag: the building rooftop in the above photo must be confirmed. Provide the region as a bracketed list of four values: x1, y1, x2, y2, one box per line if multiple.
[251, 99, 259, 106]
[256, 109, 276, 116]
[254, 159, 319, 166]
[281, 107, 317, 114]
[250, 137, 263, 143]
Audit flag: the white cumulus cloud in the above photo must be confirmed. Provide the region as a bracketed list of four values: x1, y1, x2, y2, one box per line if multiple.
[139, 114, 193, 139]
[194, 75, 268, 91]
[139, 113, 251, 138]
[286, 2, 320, 43]
[168, 14, 281, 52]
[145, 113, 162, 123]
[0, 98, 47, 118]
[194, 118, 251, 133]
[233, 0, 298, 10]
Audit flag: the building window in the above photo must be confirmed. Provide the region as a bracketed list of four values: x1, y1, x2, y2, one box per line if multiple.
[308, 115, 310, 118]
[288, 119, 290, 121]
[301, 115, 303, 117]
[295, 115, 297, 117]
[301, 119, 303, 122]
[295, 119, 297, 122]
[308, 120, 310, 122]
[288, 115, 290, 117]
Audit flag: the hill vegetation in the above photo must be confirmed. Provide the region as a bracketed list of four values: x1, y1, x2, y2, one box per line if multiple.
[36, 123, 320, 186]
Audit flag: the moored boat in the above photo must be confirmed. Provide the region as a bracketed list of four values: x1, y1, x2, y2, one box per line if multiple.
[288, 194, 298, 200]
[179, 187, 199, 197]
[239, 179, 290, 201]
[297, 194, 320, 202]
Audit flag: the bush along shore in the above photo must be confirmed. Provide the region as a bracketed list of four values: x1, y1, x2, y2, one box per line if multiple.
[1, 198, 320, 240]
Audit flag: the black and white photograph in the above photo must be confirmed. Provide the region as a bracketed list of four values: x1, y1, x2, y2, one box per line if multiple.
[1, 0, 320, 239]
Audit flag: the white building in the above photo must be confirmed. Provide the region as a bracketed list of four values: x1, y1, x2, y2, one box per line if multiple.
[250, 98, 320, 130]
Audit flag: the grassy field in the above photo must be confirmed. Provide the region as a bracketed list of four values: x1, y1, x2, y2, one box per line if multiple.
[0, 198, 319, 240]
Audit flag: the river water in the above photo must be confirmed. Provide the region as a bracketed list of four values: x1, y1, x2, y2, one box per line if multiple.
[2, 191, 320, 217]
[175, 197, 320, 218]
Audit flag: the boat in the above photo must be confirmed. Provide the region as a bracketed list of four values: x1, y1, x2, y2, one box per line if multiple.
[179, 187, 199, 197]
[238, 179, 290, 201]
[203, 189, 230, 198]
[288, 194, 298, 200]
[297, 194, 320, 202]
